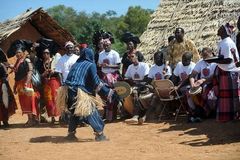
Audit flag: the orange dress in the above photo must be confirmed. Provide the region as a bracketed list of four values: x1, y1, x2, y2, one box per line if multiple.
[14, 58, 39, 116]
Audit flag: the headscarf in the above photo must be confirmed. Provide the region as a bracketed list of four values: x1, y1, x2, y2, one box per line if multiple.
[7, 39, 31, 58]
[79, 48, 95, 63]
[121, 32, 140, 45]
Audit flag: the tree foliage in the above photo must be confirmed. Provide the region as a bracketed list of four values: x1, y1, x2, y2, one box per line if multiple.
[47, 5, 153, 55]
[124, 6, 153, 36]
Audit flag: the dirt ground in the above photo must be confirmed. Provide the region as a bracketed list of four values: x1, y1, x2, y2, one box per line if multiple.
[0, 108, 240, 160]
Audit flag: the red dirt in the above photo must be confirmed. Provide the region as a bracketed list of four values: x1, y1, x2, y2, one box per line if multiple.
[0, 108, 240, 160]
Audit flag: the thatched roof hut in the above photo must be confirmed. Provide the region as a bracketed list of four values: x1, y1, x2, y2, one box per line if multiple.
[0, 8, 77, 96]
[138, 0, 240, 62]
[0, 7, 76, 55]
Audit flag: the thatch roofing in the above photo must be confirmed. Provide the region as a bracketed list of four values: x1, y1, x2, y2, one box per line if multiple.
[0, 7, 76, 47]
[138, 0, 240, 62]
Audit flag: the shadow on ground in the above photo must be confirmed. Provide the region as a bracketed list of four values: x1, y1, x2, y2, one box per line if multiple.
[0, 123, 68, 129]
[158, 118, 240, 147]
[29, 136, 95, 143]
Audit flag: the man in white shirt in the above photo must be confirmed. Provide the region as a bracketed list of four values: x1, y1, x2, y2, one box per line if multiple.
[125, 57, 149, 82]
[189, 47, 217, 121]
[146, 51, 172, 121]
[55, 41, 79, 124]
[98, 39, 121, 76]
[124, 53, 151, 124]
[171, 52, 197, 122]
[189, 47, 217, 88]
[148, 51, 172, 83]
[97, 39, 121, 122]
[172, 54, 195, 84]
[55, 41, 79, 84]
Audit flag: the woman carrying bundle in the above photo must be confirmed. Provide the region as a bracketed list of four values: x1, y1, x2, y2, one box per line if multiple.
[12, 46, 40, 126]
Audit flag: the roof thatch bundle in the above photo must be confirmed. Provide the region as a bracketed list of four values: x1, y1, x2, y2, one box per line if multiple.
[0, 7, 76, 53]
[138, 0, 240, 62]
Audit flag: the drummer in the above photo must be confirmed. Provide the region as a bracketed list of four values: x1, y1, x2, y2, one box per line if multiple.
[124, 53, 150, 124]
[148, 51, 172, 83]
[147, 51, 172, 120]
[189, 47, 217, 119]
[171, 52, 196, 122]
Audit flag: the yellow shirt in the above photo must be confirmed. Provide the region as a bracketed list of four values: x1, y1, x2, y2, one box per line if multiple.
[168, 39, 200, 67]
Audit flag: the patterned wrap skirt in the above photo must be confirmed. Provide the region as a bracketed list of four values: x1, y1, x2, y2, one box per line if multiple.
[101, 72, 119, 121]
[213, 67, 240, 122]
[16, 79, 40, 116]
[43, 77, 60, 117]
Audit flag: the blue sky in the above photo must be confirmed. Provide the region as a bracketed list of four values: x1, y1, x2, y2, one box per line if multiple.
[0, 0, 160, 22]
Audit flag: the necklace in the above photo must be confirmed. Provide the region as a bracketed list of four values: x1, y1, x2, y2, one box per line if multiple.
[43, 58, 52, 70]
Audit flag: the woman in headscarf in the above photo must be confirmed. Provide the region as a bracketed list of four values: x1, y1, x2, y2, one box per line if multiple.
[13, 46, 40, 126]
[37, 48, 61, 123]
[0, 49, 17, 128]
[121, 32, 144, 77]
[211, 24, 240, 122]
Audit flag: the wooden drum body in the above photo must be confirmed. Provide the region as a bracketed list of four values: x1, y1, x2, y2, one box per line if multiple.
[189, 86, 203, 106]
[139, 92, 153, 109]
[123, 95, 134, 114]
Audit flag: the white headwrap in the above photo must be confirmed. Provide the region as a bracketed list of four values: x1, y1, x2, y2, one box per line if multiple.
[103, 39, 111, 45]
[65, 41, 74, 48]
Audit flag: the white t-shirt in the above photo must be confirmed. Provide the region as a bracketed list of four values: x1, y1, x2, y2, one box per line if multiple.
[148, 64, 172, 80]
[51, 52, 61, 70]
[217, 37, 239, 72]
[173, 62, 195, 81]
[125, 62, 150, 80]
[55, 54, 79, 82]
[193, 59, 217, 79]
[98, 49, 121, 74]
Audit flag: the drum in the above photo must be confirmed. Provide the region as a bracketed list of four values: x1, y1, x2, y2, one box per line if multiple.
[113, 81, 134, 114]
[204, 55, 223, 63]
[189, 86, 203, 106]
[139, 87, 153, 109]
[139, 92, 154, 109]
[113, 81, 132, 99]
[123, 95, 134, 114]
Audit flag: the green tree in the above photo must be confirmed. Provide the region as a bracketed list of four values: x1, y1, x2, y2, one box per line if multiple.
[47, 5, 154, 55]
[47, 5, 78, 35]
[123, 6, 153, 36]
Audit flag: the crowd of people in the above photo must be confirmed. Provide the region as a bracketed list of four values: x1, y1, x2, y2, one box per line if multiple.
[0, 16, 240, 141]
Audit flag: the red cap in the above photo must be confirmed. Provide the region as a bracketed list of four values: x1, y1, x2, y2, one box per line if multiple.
[79, 43, 88, 48]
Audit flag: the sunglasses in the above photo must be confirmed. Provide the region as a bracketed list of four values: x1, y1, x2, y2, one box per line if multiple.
[66, 46, 74, 49]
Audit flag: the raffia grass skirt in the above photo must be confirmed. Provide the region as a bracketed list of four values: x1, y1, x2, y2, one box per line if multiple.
[56, 86, 105, 117]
